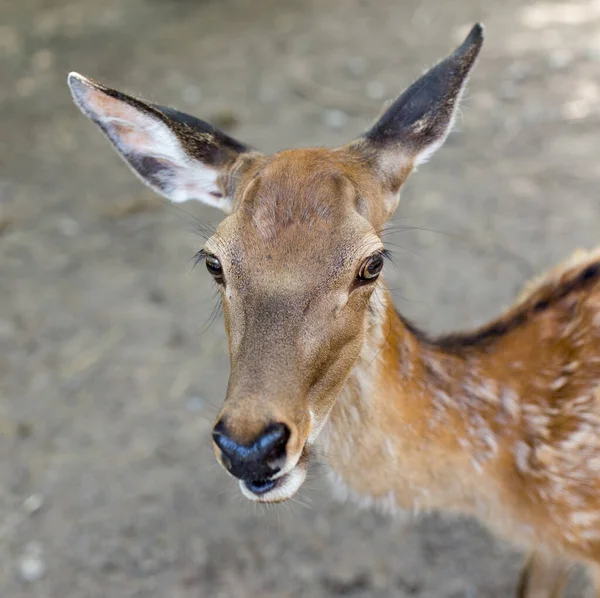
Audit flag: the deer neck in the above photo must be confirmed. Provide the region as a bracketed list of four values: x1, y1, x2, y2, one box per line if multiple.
[319, 282, 517, 516]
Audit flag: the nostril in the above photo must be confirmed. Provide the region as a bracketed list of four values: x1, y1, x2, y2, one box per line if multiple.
[212, 420, 233, 464]
[268, 422, 290, 445]
[212, 419, 227, 436]
[212, 420, 226, 448]
[263, 422, 290, 473]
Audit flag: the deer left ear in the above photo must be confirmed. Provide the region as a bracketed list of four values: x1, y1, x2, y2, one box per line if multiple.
[67, 73, 259, 213]
[349, 24, 484, 216]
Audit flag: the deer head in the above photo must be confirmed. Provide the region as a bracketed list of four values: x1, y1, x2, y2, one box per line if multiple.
[68, 24, 483, 502]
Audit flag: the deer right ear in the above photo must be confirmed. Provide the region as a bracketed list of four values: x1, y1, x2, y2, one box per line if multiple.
[347, 24, 484, 219]
[67, 73, 258, 213]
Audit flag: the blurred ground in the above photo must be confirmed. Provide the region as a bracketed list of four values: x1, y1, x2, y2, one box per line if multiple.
[1, 0, 599, 596]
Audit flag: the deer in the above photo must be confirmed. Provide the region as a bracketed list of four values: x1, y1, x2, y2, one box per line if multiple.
[67, 23, 600, 597]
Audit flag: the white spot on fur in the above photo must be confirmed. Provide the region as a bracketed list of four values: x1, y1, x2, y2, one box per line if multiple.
[425, 356, 451, 383]
[563, 361, 580, 373]
[463, 376, 498, 404]
[384, 438, 396, 459]
[515, 441, 531, 473]
[580, 527, 600, 541]
[571, 511, 600, 527]
[481, 430, 499, 455]
[499, 386, 520, 422]
[434, 389, 452, 407]
[550, 376, 568, 391]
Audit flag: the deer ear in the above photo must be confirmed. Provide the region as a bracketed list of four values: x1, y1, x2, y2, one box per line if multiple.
[350, 24, 483, 215]
[67, 73, 257, 213]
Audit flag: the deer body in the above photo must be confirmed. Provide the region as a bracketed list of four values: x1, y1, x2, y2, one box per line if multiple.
[68, 23, 600, 597]
[322, 251, 600, 564]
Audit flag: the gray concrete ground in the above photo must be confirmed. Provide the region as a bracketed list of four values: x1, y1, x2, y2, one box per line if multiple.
[1, 0, 599, 596]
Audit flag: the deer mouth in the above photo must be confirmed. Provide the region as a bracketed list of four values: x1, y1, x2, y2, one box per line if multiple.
[239, 447, 310, 503]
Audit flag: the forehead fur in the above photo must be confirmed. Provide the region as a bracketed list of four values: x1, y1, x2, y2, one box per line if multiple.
[234, 148, 384, 243]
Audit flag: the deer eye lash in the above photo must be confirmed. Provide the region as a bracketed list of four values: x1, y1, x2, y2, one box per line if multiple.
[192, 248, 209, 268]
[380, 249, 393, 263]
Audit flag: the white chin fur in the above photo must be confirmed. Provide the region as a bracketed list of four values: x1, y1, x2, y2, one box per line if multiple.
[239, 465, 307, 503]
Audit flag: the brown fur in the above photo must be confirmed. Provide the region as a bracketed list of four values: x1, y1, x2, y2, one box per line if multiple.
[322, 250, 600, 557]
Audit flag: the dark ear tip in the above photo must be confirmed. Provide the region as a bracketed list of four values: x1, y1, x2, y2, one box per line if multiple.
[462, 23, 485, 50]
[469, 23, 485, 41]
[453, 23, 484, 62]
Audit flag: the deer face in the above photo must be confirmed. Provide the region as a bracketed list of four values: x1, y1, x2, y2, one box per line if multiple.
[204, 149, 390, 500]
[68, 24, 483, 502]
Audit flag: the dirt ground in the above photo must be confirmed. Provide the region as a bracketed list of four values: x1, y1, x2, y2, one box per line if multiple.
[1, 0, 599, 596]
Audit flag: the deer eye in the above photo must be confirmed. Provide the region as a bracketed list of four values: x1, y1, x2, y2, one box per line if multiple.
[358, 253, 384, 281]
[205, 255, 224, 282]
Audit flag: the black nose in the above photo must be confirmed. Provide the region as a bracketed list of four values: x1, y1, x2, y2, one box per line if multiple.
[212, 421, 290, 481]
